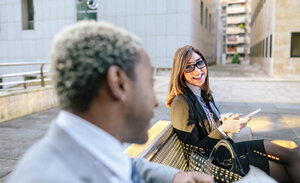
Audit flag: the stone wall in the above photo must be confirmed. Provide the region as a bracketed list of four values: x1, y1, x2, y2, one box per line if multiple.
[0, 86, 58, 123]
[273, 0, 300, 76]
[250, 0, 300, 76]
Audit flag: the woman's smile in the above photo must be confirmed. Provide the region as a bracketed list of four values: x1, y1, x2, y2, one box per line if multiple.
[192, 73, 204, 80]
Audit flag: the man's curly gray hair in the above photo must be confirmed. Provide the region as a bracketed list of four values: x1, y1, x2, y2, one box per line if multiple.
[50, 21, 141, 111]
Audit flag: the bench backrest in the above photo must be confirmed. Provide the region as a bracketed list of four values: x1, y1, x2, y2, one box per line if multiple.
[125, 121, 188, 171]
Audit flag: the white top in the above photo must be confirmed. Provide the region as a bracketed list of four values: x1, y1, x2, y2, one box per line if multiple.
[186, 83, 228, 138]
[56, 110, 132, 183]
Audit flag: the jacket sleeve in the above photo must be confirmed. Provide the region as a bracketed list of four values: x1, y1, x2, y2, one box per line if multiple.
[170, 96, 224, 151]
[133, 158, 180, 183]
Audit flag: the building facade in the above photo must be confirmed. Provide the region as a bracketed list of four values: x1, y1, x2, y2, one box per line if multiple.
[249, 0, 300, 76]
[0, 0, 220, 79]
[221, 0, 251, 63]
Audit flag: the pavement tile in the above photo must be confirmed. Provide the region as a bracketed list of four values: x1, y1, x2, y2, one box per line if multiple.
[246, 103, 279, 114]
[151, 99, 171, 126]
[218, 105, 250, 115]
[0, 138, 40, 160]
[0, 127, 45, 142]
[252, 128, 298, 140]
[275, 104, 300, 115]
[293, 138, 300, 146]
[0, 159, 16, 180]
[0, 177, 6, 183]
[217, 102, 249, 114]
[247, 113, 288, 132]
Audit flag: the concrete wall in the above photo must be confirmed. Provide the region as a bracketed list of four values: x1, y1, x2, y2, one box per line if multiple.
[0, 0, 218, 71]
[249, 0, 275, 75]
[99, 0, 217, 68]
[250, 0, 300, 76]
[0, 86, 58, 123]
[273, 0, 300, 76]
[0, 0, 75, 82]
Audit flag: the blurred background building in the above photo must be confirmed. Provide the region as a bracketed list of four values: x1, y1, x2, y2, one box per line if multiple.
[220, 0, 251, 63]
[249, 0, 300, 76]
[0, 0, 221, 79]
[0, 0, 299, 83]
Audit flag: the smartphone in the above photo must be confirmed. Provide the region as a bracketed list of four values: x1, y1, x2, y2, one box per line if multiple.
[242, 109, 261, 120]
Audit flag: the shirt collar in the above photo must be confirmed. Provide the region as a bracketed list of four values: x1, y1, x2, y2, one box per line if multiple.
[186, 82, 202, 98]
[55, 110, 132, 182]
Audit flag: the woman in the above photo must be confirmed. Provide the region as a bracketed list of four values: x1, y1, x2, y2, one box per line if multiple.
[167, 45, 300, 182]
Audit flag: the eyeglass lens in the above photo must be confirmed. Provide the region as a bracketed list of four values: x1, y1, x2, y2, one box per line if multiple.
[185, 59, 206, 73]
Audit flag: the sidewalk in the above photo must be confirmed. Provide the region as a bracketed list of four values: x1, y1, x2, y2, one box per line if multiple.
[208, 64, 300, 145]
[1, 63, 300, 182]
[155, 63, 300, 143]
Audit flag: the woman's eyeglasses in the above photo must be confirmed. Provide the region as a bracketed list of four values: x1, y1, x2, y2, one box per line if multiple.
[184, 59, 206, 73]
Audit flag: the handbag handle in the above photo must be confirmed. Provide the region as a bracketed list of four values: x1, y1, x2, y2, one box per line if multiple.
[208, 139, 246, 176]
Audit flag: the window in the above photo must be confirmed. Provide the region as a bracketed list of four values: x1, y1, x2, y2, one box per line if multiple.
[212, 16, 214, 31]
[22, 0, 34, 30]
[209, 14, 211, 32]
[266, 37, 268, 57]
[291, 32, 300, 57]
[205, 8, 208, 29]
[76, 1, 97, 21]
[270, 34, 272, 57]
[262, 39, 264, 57]
[201, 1, 203, 25]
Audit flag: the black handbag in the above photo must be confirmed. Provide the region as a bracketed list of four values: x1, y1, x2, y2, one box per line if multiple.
[188, 139, 246, 183]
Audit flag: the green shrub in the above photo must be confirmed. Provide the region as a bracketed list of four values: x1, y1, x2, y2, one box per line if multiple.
[231, 53, 240, 64]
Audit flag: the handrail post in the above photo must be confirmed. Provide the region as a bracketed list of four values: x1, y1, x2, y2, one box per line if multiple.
[23, 78, 27, 89]
[0, 78, 2, 89]
[40, 64, 45, 87]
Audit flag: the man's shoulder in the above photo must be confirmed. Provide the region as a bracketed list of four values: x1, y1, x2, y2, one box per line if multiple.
[6, 123, 113, 183]
[6, 137, 78, 183]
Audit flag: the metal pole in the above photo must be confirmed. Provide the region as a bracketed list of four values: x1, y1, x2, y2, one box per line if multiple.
[84, 0, 88, 20]
[40, 64, 45, 87]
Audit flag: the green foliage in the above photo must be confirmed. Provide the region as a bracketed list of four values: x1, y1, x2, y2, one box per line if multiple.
[231, 53, 240, 64]
[238, 24, 245, 29]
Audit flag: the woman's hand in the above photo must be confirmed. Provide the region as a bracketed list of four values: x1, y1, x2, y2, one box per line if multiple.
[219, 113, 251, 134]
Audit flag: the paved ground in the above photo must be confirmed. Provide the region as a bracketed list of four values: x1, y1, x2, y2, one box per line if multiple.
[1, 63, 300, 182]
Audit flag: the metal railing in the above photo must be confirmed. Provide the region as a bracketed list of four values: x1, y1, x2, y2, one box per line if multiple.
[0, 62, 50, 90]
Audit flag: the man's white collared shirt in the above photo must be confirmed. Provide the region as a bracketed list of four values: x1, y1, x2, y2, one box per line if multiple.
[56, 110, 132, 183]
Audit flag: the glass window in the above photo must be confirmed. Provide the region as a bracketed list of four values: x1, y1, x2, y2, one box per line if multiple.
[76, 1, 97, 21]
[270, 34, 272, 57]
[22, 0, 34, 30]
[291, 32, 300, 57]
[266, 37, 268, 57]
[205, 8, 208, 29]
[262, 39, 264, 57]
[201, 1, 203, 25]
[209, 14, 211, 32]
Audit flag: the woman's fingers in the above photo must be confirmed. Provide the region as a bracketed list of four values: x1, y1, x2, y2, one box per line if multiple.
[230, 113, 242, 120]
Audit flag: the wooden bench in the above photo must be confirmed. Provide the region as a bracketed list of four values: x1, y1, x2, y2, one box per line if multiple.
[125, 120, 188, 171]
[125, 120, 255, 183]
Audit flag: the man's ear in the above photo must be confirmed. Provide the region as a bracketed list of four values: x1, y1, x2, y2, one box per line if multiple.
[106, 66, 129, 101]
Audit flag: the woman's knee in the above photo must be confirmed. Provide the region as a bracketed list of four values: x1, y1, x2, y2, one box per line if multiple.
[264, 140, 300, 163]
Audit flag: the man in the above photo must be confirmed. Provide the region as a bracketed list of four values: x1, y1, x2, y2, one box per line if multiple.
[6, 21, 213, 183]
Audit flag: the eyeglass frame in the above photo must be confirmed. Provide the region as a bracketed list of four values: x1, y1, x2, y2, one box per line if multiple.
[184, 58, 207, 73]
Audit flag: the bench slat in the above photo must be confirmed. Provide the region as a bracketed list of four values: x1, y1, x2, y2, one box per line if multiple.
[125, 120, 188, 171]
